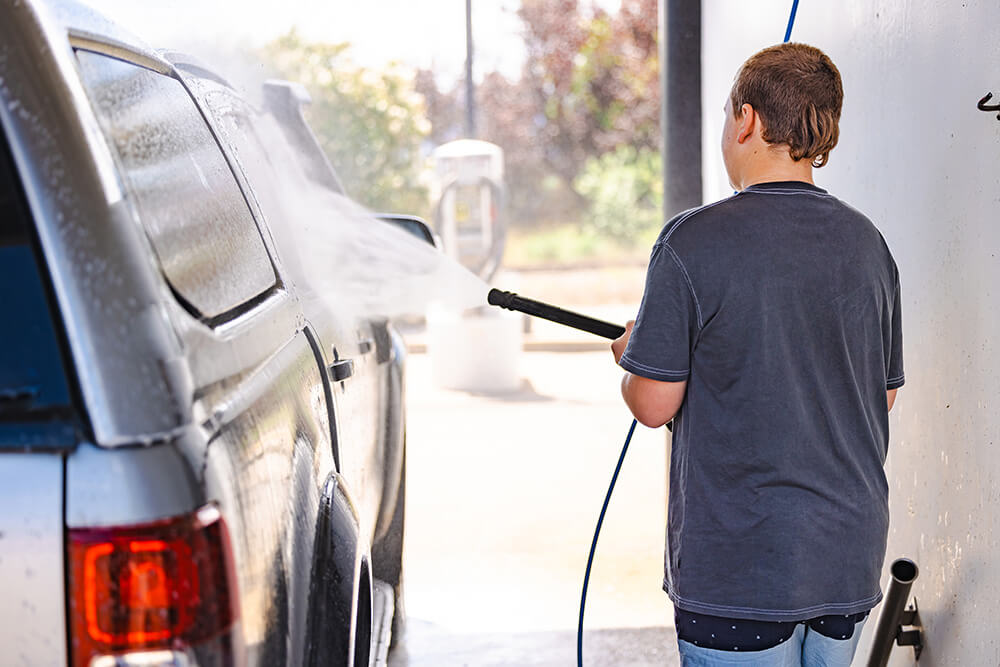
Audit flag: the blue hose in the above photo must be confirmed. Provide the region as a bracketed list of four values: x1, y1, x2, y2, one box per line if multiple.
[783, 0, 800, 42]
[577, 418, 637, 667]
[575, 3, 801, 665]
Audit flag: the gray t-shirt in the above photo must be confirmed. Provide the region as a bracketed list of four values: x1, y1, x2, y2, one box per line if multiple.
[620, 180, 903, 622]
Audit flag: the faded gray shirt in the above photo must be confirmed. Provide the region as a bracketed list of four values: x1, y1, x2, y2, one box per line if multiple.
[620, 180, 904, 621]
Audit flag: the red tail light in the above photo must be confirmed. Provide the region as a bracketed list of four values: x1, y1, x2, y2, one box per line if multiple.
[68, 505, 239, 667]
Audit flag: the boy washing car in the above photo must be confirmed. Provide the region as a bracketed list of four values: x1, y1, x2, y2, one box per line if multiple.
[612, 42, 903, 666]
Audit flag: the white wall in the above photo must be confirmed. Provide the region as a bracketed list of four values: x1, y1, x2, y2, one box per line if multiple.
[702, 1, 1000, 663]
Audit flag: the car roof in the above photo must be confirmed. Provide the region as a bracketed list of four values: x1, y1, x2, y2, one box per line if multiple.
[43, 0, 172, 73]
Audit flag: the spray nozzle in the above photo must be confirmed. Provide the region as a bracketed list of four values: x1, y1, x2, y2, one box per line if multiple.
[487, 288, 626, 340]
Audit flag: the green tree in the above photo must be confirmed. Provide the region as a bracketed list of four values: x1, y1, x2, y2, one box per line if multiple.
[574, 145, 662, 242]
[416, 0, 660, 231]
[260, 32, 431, 216]
[518, 0, 660, 187]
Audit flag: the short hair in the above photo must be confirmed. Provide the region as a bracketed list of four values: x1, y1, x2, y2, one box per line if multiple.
[730, 43, 843, 168]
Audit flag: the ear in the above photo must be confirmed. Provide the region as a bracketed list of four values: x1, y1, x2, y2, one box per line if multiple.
[736, 103, 756, 144]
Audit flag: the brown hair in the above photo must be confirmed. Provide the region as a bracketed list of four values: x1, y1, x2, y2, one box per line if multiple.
[730, 43, 843, 168]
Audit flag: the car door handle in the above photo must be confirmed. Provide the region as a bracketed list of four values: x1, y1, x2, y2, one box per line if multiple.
[328, 358, 355, 383]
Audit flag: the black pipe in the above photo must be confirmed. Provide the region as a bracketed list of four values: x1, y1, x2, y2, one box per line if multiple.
[487, 289, 626, 340]
[661, 0, 702, 215]
[867, 558, 920, 667]
[465, 0, 476, 137]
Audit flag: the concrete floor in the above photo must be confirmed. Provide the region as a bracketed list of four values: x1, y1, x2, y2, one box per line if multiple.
[388, 346, 680, 666]
[390, 623, 676, 666]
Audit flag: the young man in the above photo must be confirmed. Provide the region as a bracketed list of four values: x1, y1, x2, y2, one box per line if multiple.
[611, 43, 903, 665]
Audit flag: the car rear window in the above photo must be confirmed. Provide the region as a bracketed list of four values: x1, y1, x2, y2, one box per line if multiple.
[74, 50, 277, 320]
[0, 124, 80, 441]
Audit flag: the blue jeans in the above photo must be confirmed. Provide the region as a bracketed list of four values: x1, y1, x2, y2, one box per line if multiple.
[677, 618, 867, 666]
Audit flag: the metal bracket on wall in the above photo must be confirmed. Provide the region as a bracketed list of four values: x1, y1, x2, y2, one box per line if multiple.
[977, 92, 1000, 120]
[896, 599, 924, 660]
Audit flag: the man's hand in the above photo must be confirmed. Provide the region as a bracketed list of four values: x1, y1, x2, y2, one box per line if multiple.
[611, 320, 635, 365]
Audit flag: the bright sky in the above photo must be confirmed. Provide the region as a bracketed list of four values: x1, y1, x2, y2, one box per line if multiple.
[80, 0, 618, 85]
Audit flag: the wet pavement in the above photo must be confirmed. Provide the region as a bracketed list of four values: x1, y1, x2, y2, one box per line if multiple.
[390, 623, 675, 666]
[388, 345, 680, 666]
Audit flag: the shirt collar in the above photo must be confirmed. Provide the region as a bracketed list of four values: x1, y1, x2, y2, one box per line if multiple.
[742, 180, 828, 194]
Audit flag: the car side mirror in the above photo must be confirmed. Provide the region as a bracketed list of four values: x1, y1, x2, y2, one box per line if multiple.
[375, 214, 437, 248]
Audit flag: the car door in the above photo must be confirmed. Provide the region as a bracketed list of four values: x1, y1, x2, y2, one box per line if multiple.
[177, 69, 386, 542]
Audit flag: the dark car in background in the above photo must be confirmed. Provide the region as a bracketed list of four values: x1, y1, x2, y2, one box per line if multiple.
[0, 1, 418, 665]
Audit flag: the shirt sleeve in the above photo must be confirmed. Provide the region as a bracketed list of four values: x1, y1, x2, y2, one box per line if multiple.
[886, 270, 905, 390]
[619, 243, 700, 383]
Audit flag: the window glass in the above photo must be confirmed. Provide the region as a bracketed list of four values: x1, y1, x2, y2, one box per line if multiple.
[75, 51, 276, 319]
[0, 124, 74, 414]
[183, 75, 285, 226]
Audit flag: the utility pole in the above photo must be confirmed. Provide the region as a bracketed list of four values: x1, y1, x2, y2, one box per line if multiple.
[659, 0, 702, 215]
[465, 0, 476, 137]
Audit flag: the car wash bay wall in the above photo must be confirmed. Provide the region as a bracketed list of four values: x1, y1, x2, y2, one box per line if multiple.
[699, 1, 1000, 663]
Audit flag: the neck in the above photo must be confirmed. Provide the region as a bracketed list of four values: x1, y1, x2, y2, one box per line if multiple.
[736, 146, 814, 190]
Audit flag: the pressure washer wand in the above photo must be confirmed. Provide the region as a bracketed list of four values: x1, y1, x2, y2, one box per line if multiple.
[487, 289, 626, 340]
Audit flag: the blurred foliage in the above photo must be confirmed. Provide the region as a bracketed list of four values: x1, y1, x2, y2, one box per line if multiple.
[504, 221, 659, 268]
[415, 0, 660, 238]
[574, 145, 662, 242]
[257, 0, 663, 254]
[519, 0, 660, 183]
[506, 223, 601, 266]
[260, 32, 431, 216]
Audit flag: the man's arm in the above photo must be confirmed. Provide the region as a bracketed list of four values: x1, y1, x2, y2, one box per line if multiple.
[612, 321, 688, 428]
[621, 373, 687, 428]
[887, 388, 898, 412]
